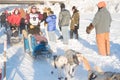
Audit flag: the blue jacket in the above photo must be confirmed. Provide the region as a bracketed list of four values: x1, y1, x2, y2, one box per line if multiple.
[46, 15, 56, 31]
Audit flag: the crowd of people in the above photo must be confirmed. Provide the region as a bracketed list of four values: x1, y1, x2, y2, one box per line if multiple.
[0, 1, 112, 56]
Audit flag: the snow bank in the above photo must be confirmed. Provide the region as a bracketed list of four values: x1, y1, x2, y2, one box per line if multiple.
[64, 0, 120, 13]
[1, 0, 120, 14]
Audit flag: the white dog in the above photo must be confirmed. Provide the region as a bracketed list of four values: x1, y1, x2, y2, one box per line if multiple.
[51, 49, 91, 80]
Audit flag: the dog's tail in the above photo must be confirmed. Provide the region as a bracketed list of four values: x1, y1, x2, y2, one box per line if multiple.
[94, 66, 103, 73]
[82, 56, 91, 71]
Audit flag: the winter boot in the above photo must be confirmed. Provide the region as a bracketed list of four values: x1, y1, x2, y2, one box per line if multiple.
[58, 35, 63, 40]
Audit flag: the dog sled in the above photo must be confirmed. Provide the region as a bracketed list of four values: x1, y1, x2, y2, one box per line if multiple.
[24, 34, 53, 59]
[6, 27, 21, 46]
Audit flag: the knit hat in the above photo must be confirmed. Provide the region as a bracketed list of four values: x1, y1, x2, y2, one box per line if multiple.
[97, 1, 106, 8]
[47, 8, 51, 12]
[72, 6, 76, 10]
[31, 5, 37, 9]
[60, 3, 65, 9]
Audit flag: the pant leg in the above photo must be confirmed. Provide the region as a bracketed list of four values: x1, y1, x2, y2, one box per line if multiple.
[48, 31, 56, 42]
[0, 22, 2, 28]
[61, 26, 69, 44]
[45, 26, 49, 41]
[96, 33, 106, 56]
[73, 28, 78, 39]
[7, 30, 12, 44]
[70, 30, 73, 39]
[105, 32, 110, 55]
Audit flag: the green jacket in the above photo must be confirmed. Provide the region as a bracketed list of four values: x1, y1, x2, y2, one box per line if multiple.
[92, 8, 112, 34]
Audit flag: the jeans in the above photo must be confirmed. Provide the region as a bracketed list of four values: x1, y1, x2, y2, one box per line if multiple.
[61, 26, 69, 44]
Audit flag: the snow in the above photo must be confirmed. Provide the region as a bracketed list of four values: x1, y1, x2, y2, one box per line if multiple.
[0, 0, 120, 80]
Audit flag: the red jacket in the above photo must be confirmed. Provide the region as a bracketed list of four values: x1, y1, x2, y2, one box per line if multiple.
[8, 9, 21, 27]
[9, 14, 21, 26]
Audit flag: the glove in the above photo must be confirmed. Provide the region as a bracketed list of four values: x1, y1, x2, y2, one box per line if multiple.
[30, 25, 34, 29]
[86, 26, 91, 34]
[74, 24, 79, 29]
[86, 23, 94, 34]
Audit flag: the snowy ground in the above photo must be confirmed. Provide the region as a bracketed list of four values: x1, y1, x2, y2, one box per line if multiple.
[0, 13, 120, 80]
[0, 1, 120, 79]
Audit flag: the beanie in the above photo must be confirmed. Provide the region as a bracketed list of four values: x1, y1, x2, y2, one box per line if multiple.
[60, 3, 65, 9]
[97, 1, 106, 8]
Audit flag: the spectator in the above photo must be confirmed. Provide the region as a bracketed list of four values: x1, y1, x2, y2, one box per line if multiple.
[70, 6, 80, 39]
[46, 11, 57, 42]
[86, 1, 112, 56]
[58, 3, 71, 44]
[19, 8, 26, 34]
[8, 8, 21, 30]
[25, 5, 43, 35]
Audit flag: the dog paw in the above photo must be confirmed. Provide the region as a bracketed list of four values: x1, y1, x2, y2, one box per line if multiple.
[51, 71, 54, 74]
[58, 77, 63, 80]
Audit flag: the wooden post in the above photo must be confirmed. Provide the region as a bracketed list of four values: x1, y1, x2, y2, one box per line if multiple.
[0, 68, 2, 80]
[3, 35, 7, 80]
[3, 51, 6, 80]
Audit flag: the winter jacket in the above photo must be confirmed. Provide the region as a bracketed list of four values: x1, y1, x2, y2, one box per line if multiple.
[92, 8, 112, 34]
[26, 12, 43, 26]
[46, 14, 56, 31]
[0, 13, 6, 23]
[58, 8, 71, 27]
[8, 9, 21, 27]
[9, 14, 21, 27]
[70, 11, 80, 30]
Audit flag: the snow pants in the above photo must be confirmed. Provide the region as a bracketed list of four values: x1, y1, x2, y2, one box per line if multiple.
[96, 32, 110, 56]
[48, 31, 56, 42]
[61, 26, 69, 44]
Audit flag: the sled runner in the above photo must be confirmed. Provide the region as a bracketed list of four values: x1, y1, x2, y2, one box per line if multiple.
[24, 34, 53, 58]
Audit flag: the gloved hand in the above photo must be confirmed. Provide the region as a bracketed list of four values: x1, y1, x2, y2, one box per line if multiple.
[74, 24, 79, 29]
[86, 26, 91, 34]
[30, 25, 34, 29]
[86, 23, 94, 34]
